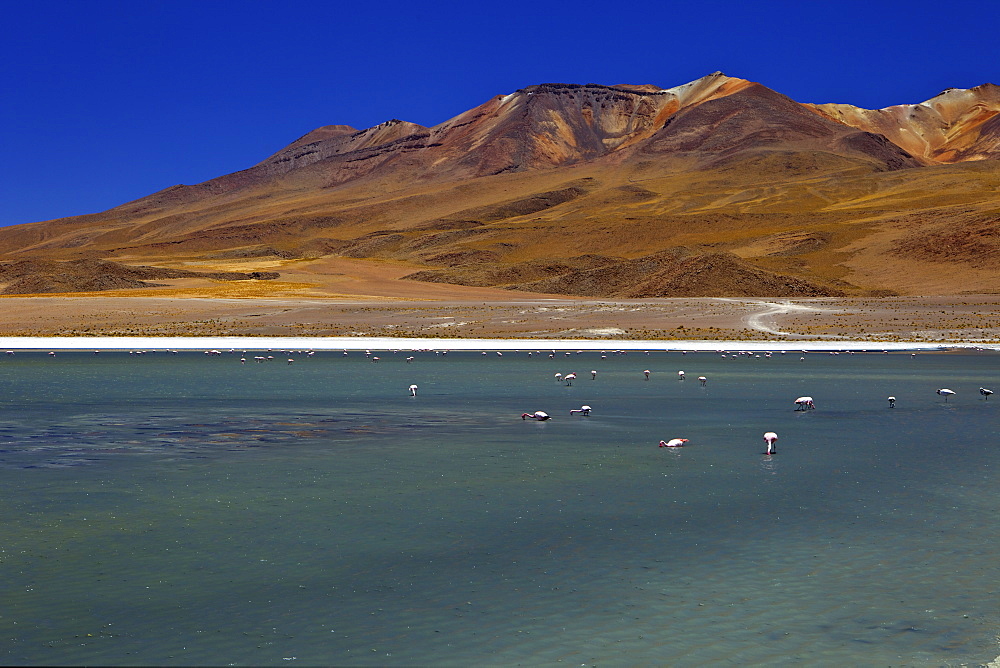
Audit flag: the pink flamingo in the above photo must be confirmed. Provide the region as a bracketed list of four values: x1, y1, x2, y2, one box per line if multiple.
[794, 396, 815, 411]
[659, 438, 689, 448]
[522, 411, 551, 421]
[763, 432, 778, 455]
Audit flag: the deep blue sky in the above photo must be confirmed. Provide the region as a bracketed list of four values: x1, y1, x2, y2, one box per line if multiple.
[2, 0, 998, 227]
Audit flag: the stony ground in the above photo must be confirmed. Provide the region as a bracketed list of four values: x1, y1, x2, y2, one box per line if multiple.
[3, 291, 1000, 343]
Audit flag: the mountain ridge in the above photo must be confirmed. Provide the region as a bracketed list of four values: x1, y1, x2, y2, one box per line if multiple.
[1, 73, 999, 298]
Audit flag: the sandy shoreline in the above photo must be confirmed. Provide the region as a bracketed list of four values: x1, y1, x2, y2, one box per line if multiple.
[0, 335, 994, 352]
[2, 290, 1000, 346]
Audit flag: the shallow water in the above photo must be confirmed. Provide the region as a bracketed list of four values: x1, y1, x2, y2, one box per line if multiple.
[1, 349, 999, 666]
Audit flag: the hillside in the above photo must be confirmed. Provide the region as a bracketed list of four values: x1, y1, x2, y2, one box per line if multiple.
[1, 73, 998, 297]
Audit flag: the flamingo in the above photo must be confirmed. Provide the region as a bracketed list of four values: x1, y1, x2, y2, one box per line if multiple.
[659, 438, 688, 448]
[980, 387, 994, 400]
[888, 396, 896, 408]
[554, 372, 563, 382]
[794, 396, 815, 411]
[678, 371, 685, 380]
[698, 376, 707, 386]
[591, 370, 597, 380]
[522, 411, 551, 421]
[564, 373, 577, 385]
[937, 388, 955, 402]
[409, 384, 418, 396]
[763, 431, 778, 455]
[643, 370, 650, 380]
[569, 405, 592, 416]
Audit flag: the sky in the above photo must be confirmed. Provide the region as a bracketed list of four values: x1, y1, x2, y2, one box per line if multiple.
[2, 0, 999, 227]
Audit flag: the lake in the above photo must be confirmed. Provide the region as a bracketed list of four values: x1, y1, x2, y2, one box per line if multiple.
[2, 347, 998, 666]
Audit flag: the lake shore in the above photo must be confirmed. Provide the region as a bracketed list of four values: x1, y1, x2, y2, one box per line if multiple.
[2, 293, 1000, 345]
[0, 335, 994, 352]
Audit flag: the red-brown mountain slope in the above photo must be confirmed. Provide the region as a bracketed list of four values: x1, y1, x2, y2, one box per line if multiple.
[806, 83, 1000, 164]
[1, 73, 998, 297]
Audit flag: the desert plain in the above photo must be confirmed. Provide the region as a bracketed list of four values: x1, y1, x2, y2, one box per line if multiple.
[2, 255, 998, 344]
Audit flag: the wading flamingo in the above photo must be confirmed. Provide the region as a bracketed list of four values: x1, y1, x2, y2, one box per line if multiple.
[888, 396, 896, 408]
[980, 387, 994, 400]
[763, 431, 778, 455]
[522, 411, 551, 421]
[937, 388, 955, 402]
[659, 438, 688, 448]
[569, 405, 592, 416]
[794, 396, 815, 411]
[409, 384, 418, 396]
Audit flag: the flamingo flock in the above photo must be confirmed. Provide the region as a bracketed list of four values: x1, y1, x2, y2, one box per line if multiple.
[17, 347, 997, 459]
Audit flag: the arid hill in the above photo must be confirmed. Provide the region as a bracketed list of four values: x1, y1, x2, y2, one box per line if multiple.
[0, 259, 277, 295]
[1, 72, 999, 297]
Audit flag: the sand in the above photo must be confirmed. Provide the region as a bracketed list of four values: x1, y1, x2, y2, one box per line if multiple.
[2, 290, 1000, 346]
[2, 258, 999, 345]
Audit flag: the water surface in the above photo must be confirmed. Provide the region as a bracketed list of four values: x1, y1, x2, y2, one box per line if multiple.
[2, 349, 998, 665]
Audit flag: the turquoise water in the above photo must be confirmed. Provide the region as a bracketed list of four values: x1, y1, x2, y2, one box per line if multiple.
[1, 349, 998, 666]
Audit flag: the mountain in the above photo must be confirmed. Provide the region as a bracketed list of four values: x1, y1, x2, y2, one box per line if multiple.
[806, 84, 1000, 164]
[1, 73, 999, 297]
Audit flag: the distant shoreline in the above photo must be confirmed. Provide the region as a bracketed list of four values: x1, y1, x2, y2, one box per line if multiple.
[0, 336, 995, 352]
[3, 294, 1000, 345]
